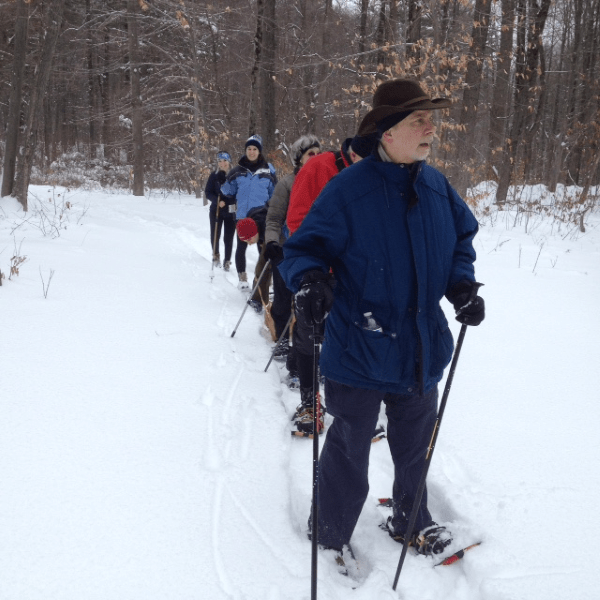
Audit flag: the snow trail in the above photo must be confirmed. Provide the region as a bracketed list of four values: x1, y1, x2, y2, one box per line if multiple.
[1, 188, 598, 599]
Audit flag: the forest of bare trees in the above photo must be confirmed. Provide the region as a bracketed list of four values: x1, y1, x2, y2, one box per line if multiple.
[0, 0, 598, 211]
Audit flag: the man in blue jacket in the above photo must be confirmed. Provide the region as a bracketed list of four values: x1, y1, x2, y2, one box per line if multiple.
[278, 79, 485, 561]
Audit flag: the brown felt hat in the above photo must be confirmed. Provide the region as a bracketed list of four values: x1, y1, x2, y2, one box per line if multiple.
[357, 79, 451, 136]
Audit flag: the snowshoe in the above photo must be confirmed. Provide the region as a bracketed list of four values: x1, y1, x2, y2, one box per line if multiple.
[435, 542, 482, 566]
[414, 523, 453, 556]
[380, 515, 452, 556]
[272, 338, 290, 362]
[248, 299, 263, 314]
[291, 388, 324, 438]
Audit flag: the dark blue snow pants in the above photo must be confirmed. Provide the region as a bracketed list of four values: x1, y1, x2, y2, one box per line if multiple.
[315, 379, 438, 550]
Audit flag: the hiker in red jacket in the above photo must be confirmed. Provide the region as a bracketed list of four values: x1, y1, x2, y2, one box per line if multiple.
[286, 135, 376, 235]
[284, 134, 377, 435]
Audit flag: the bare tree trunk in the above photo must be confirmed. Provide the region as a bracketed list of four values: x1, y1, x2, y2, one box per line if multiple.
[521, 43, 547, 179]
[358, 0, 369, 55]
[490, 0, 515, 180]
[389, 0, 399, 46]
[315, 0, 333, 138]
[14, 0, 66, 211]
[182, 1, 209, 200]
[260, 0, 277, 154]
[374, 0, 388, 72]
[248, 0, 264, 136]
[495, 0, 552, 205]
[569, 0, 599, 184]
[299, 0, 316, 133]
[86, 0, 101, 160]
[127, 0, 144, 196]
[406, 0, 422, 67]
[101, 27, 112, 163]
[206, 7, 231, 132]
[1, 0, 28, 200]
[547, 17, 569, 193]
[455, 0, 492, 195]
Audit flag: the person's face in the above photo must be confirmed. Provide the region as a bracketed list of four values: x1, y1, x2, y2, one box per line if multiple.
[246, 145, 260, 161]
[300, 147, 320, 166]
[218, 159, 230, 171]
[381, 110, 437, 164]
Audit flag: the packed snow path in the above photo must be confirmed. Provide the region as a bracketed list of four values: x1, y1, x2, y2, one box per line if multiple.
[1, 188, 598, 599]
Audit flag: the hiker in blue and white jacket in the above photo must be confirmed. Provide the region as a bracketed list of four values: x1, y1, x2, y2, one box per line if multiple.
[221, 135, 277, 289]
[278, 79, 486, 563]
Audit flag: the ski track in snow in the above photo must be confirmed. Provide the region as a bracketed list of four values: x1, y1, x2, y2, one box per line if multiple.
[212, 478, 234, 597]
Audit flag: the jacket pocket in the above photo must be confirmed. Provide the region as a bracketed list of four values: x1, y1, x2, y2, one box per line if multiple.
[340, 322, 402, 383]
[428, 313, 454, 380]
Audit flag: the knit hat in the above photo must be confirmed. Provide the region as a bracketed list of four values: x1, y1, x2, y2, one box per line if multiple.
[358, 79, 451, 136]
[349, 133, 378, 158]
[236, 218, 258, 241]
[290, 135, 321, 167]
[245, 134, 263, 153]
[375, 111, 413, 138]
[217, 151, 231, 162]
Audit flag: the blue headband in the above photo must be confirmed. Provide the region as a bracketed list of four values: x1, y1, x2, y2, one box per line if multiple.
[217, 152, 231, 162]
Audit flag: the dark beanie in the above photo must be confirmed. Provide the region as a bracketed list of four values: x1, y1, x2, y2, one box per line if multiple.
[245, 134, 263, 153]
[376, 111, 413, 138]
[349, 133, 378, 158]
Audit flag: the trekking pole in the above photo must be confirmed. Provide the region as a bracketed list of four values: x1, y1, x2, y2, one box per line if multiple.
[209, 200, 221, 282]
[392, 284, 482, 591]
[264, 313, 293, 372]
[310, 323, 324, 600]
[230, 259, 272, 337]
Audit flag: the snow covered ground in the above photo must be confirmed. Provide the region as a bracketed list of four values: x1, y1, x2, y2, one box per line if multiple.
[1, 184, 598, 600]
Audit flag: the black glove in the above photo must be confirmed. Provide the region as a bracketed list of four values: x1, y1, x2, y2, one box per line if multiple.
[447, 280, 485, 326]
[294, 270, 334, 326]
[264, 241, 284, 264]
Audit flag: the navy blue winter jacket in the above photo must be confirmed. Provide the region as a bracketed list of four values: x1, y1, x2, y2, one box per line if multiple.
[204, 170, 226, 208]
[220, 156, 277, 219]
[278, 155, 479, 395]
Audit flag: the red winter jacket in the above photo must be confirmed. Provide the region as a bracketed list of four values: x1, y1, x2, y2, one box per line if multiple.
[286, 149, 351, 234]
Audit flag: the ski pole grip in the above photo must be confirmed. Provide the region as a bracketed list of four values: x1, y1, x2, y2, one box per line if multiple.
[469, 281, 484, 300]
[456, 282, 484, 317]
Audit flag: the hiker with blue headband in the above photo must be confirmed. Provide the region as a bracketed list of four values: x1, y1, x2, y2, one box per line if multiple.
[205, 150, 235, 271]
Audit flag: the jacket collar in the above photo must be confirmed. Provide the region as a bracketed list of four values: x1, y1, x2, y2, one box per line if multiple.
[372, 149, 423, 182]
[239, 155, 268, 172]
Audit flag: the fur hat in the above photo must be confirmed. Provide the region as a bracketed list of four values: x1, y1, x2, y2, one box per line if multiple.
[290, 135, 321, 167]
[358, 79, 451, 136]
[236, 218, 258, 241]
[245, 134, 263, 153]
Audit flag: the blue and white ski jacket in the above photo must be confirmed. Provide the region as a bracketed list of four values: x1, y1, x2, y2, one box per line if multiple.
[220, 156, 277, 219]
